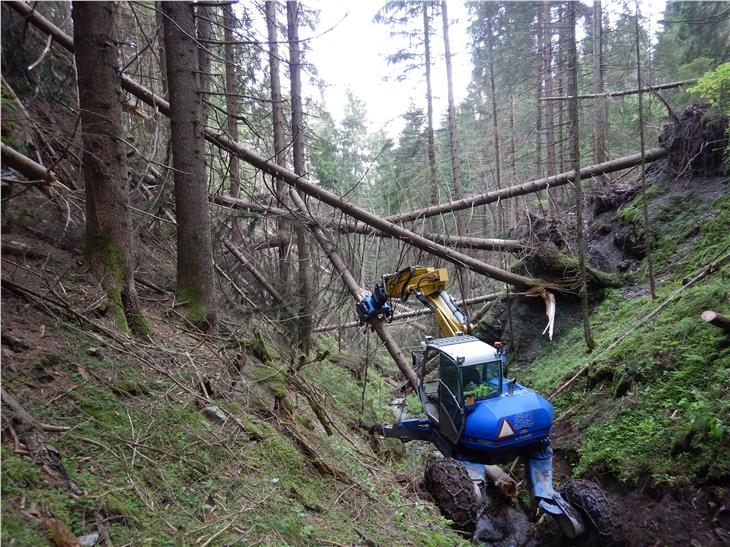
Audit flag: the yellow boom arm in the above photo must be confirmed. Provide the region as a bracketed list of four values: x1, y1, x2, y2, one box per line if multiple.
[382, 267, 472, 337]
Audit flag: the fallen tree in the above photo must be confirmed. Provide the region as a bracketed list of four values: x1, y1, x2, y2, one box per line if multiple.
[8, 1, 539, 290]
[214, 194, 525, 252]
[382, 147, 669, 225]
[541, 79, 697, 101]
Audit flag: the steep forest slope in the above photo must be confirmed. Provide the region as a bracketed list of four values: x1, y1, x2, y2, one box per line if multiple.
[1, 188, 464, 545]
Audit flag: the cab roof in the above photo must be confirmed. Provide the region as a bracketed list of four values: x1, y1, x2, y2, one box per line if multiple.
[424, 335, 501, 366]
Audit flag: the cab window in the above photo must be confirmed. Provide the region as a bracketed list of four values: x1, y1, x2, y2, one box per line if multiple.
[461, 361, 502, 400]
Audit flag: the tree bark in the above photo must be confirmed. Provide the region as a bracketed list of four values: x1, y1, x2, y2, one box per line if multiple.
[266, 1, 291, 297]
[635, 2, 657, 300]
[542, 79, 697, 101]
[423, 2, 439, 233]
[441, 1, 470, 301]
[162, 1, 217, 330]
[543, 1, 558, 217]
[72, 1, 147, 335]
[487, 20, 505, 238]
[287, 1, 313, 354]
[592, 0, 608, 185]
[567, 2, 595, 351]
[196, 5, 212, 127]
[223, 3, 240, 199]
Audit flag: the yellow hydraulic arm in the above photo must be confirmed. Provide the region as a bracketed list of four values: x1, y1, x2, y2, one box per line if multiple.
[382, 267, 473, 337]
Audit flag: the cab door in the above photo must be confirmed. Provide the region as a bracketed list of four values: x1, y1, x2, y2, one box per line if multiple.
[438, 354, 465, 444]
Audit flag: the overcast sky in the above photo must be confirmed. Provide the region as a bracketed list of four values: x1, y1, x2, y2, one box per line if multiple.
[303, 0, 667, 139]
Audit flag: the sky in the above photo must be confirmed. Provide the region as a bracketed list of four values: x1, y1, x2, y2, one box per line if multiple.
[305, 1, 472, 138]
[301, 0, 668, 140]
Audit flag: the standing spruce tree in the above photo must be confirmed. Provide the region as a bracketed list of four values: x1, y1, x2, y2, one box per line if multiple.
[287, 1, 313, 353]
[567, 1, 595, 351]
[162, 1, 217, 330]
[72, 1, 149, 335]
[265, 1, 291, 299]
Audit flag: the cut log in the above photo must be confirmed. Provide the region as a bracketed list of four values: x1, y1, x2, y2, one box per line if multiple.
[701, 310, 730, 334]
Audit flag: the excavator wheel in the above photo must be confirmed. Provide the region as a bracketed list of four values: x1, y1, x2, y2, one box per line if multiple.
[424, 457, 480, 531]
[558, 479, 623, 546]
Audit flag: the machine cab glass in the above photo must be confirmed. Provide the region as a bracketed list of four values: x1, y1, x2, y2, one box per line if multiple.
[461, 360, 502, 406]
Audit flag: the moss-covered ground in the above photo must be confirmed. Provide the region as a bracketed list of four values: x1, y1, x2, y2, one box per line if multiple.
[1, 320, 464, 546]
[519, 184, 730, 488]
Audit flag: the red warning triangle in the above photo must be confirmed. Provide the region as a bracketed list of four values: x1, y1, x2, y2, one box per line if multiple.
[497, 419, 515, 439]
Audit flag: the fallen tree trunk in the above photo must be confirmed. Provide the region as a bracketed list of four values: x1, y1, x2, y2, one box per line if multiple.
[701, 310, 730, 334]
[9, 2, 537, 290]
[383, 147, 669, 225]
[287, 189, 419, 391]
[1, 142, 57, 184]
[211, 133, 538, 289]
[222, 239, 287, 309]
[214, 195, 525, 252]
[314, 292, 502, 333]
[541, 79, 697, 101]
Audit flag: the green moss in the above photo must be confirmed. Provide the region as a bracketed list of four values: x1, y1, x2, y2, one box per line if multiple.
[176, 284, 208, 326]
[518, 180, 730, 488]
[85, 231, 126, 281]
[127, 311, 153, 337]
[106, 287, 130, 334]
[1, 515, 47, 546]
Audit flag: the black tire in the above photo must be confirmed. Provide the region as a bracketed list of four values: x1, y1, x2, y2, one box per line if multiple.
[424, 457, 480, 531]
[558, 479, 623, 547]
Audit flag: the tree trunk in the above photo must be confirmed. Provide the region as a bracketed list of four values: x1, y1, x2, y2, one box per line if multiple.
[534, 6, 544, 183]
[223, 3, 240, 199]
[423, 2, 439, 233]
[287, 1, 313, 354]
[486, 19, 505, 243]
[155, 1, 167, 97]
[635, 2, 657, 300]
[441, 1, 470, 301]
[509, 95, 520, 228]
[592, 0, 608, 185]
[266, 1, 291, 298]
[196, 5, 211, 127]
[287, 189, 419, 391]
[543, 1, 558, 218]
[567, 2, 595, 351]
[162, 1, 217, 330]
[72, 1, 148, 335]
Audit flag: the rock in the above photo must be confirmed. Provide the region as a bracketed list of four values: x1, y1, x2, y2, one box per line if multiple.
[201, 405, 227, 423]
[78, 531, 100, 546]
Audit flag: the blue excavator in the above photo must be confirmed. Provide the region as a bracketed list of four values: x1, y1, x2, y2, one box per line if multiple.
[357, 267, 621, 545]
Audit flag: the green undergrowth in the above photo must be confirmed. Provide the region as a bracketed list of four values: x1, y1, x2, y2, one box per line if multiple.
[521, 183, 730, 488]
[2, 327, 462, 545]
